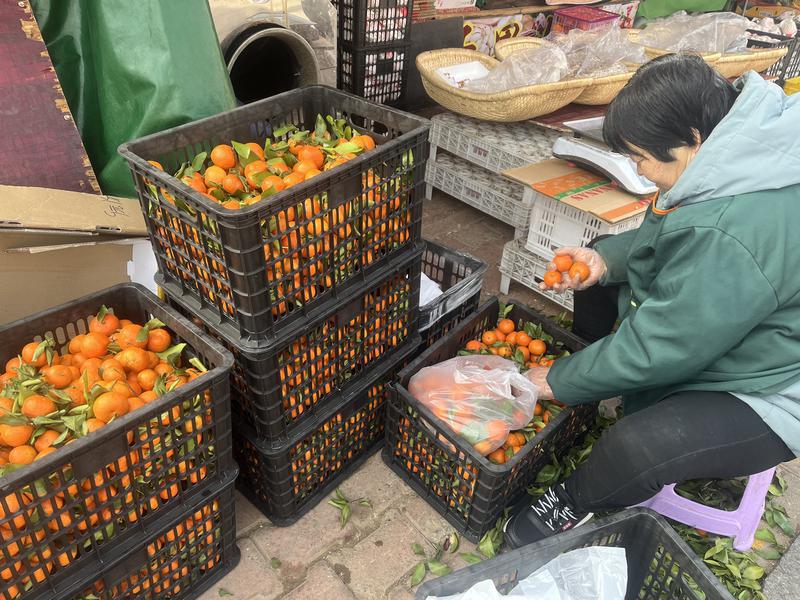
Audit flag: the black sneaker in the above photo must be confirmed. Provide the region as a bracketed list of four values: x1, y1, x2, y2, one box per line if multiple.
[503, 484, 593, 549]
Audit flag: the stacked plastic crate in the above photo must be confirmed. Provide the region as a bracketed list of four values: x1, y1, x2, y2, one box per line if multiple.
[425, 113, 559, 238]
[0, 284, 239, 600]
[500, 178, 647, 312]
[119, 88, 431, 525]
[337, 0, 413, 105]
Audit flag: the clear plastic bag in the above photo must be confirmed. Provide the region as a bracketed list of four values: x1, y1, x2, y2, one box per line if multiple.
[638, 11, 752, 54]
[462, 46, 570, 93]
[548, 25, 647, 76]
[426, 546, 628, 600]
[408, 355, 538, 455]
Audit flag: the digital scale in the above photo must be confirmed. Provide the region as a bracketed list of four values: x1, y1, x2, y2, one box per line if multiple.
[552, 116, 659, 196]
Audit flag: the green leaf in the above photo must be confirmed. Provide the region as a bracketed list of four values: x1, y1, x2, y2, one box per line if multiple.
[409, 562, 427, 587]
[157, 343, 187, 366]
[340, 504, 351, 528]
[333, 142, 362, 155]
[218, 589, 234, 597]
[478, 531, 497, 559]
[754, 547, 781, 561]
[427, 560, 452, 577]
[358, 499, 372, 508]
[726, 562, 742, 579]
[95, 305, 109, 324]
[411, 542, 426, 556]
[444, 532, 460, 554]
[460, 552, 482, 565]
[755, 528, 777, 545]
[270, 557, 281, 569]
[135, 327, 150, 344]
[314, 114, 328, 141]
[742, 565, 764, 580]
[273, 124, 298, 138]
[32, 339, 49, 363]
[773, 510, 796, 537]
[232, 141, 257, 166]
[192, 152, 208, 172]
[768, 484, 783, 497]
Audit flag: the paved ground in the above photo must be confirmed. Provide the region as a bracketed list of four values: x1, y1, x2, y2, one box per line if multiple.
[204, 190, 800, 599]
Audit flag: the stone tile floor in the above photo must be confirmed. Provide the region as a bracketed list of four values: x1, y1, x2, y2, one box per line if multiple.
[202, 190, 800, 599]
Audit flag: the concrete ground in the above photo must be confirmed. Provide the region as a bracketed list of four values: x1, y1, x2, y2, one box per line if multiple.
[202, 190, 800, 599]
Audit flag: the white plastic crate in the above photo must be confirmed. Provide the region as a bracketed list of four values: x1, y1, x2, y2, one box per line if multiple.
[524, 189, 647, 257]
[430, 112, 559, 174]
[500, 239, 574, 311]
[426, 150, 532, 231]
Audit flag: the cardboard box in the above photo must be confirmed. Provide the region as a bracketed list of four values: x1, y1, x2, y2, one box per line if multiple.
[735, 0, 800, 18]
[0, 185, 151, 323]
[503, 159, 653, 224]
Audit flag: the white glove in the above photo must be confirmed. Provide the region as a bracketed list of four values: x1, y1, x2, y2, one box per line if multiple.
[524, 366, 554, 401]
[539, 246, 607, 293]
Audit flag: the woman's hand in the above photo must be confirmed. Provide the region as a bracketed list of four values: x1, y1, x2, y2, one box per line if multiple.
[525, 366, 554, 401]
[539, 246, 607, 293]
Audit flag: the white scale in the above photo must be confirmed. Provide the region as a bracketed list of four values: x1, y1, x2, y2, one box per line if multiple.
[552, 116, 659, 196]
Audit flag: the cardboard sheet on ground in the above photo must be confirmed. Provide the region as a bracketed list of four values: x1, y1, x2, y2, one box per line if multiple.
[0, 185, 151, 322]
[504, 159, 654, 224]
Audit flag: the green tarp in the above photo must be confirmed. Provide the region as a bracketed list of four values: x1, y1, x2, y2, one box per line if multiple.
[637, 0, 730, 20]
[31, 0, 236, 197]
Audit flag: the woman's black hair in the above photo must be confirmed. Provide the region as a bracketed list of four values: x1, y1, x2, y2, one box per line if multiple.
[602, 54, 739, 162]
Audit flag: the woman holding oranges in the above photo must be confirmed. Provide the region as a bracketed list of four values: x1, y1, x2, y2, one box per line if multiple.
[505, 54, 800, 547]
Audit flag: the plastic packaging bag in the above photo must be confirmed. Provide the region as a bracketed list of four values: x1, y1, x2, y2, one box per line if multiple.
[462, 46, 570, 93]
[548, 25, 647, 76]
[638, 11, 751, 54]
[408, 355, 538, 454]
[426, 546, 628, 600]
[420, 272, 444, 307]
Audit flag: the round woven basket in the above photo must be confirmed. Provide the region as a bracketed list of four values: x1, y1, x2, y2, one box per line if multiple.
[416, 49, 591, 122]
[494, 37, 546, 61]
[714, 46, 788, 78]
[641, 45, 722, 65]
[493, 37, 637, 106]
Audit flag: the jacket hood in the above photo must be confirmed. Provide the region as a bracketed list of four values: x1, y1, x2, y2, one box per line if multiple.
[657, 72, 800, 211]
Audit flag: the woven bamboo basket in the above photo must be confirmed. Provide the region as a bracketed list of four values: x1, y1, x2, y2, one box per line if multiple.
[493, 37, 637, 105]
[494, 37, 545, 61]
[416, 49, 591, 122]
[714, 46, 788, 78]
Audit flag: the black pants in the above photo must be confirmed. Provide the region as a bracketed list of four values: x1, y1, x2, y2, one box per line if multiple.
[562, 268, 794, 512]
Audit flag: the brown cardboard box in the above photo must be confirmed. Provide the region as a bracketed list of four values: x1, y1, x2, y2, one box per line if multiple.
[0, 186, 148, 323]
[504, 159, 653, 224]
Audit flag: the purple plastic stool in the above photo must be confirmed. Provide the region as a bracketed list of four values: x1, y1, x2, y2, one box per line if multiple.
[634, 468, 776, 551]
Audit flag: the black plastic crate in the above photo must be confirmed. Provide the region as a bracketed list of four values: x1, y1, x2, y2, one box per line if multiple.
[747, 29, 800, 84]
[338, 0, 413, 47]
[420, 291, 481, 350]
[337, 42, 411, 106]
[416, 509, 733, 600]
[0, 284, 235, 600]
[234, 340, 417, 525]
[419, 240, 486, 345]
[383, 297, 596, 542]
[119, 86, 429, 349]
[164, 247, 421, 443]
[64, 474, 240, 600]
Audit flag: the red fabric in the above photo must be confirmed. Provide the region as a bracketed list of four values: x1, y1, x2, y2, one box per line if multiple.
[0, 0, 99, 193]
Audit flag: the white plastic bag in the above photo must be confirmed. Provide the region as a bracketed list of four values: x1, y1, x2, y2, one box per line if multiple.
[462, 46, 571, 93]
[638, 11, 751, 54]
[420, 272, 444, 307]
[426, 546, 628, 600]
[408, 355, 538, 455]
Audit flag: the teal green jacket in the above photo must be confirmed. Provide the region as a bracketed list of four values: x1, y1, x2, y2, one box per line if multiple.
[547, 73, 800, 454]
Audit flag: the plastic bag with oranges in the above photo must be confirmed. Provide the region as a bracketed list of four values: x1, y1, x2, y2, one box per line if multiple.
[408, 355, 538, 456]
